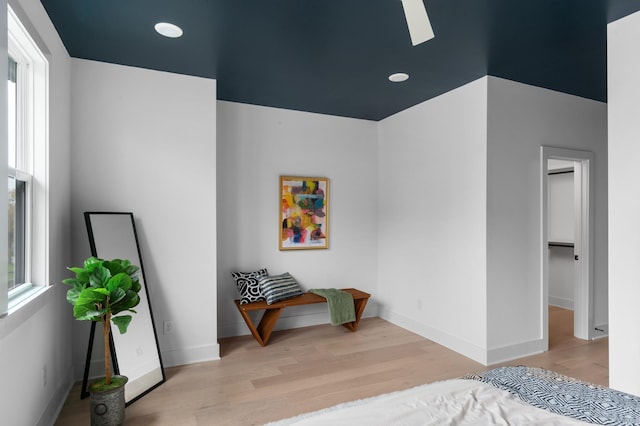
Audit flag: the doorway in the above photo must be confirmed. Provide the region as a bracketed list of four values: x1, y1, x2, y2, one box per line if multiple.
[547, 159, 576, 348]
[541, 146, 594, 351]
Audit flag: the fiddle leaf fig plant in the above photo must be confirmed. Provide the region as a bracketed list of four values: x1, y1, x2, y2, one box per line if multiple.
[63, 257, 141, 388]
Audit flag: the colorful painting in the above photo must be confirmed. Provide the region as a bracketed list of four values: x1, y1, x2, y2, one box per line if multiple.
[280, 176, 329, 250]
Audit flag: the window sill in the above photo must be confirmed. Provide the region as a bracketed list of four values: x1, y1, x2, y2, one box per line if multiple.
[0, 284, 54, 340]
[8, 283, 45, 311]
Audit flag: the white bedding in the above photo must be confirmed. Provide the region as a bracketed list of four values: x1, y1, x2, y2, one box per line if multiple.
[268, 379, 591, 425]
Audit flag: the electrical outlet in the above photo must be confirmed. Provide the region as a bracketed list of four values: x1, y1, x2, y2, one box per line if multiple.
[416, 299, 422, 311]
[163, 320, 174, 335]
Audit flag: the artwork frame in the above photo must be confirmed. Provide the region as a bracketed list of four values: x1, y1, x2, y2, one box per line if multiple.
[280, 176, 329, 250]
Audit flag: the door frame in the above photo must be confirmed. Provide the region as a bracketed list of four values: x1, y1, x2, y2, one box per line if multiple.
[541, 146, 594, 348]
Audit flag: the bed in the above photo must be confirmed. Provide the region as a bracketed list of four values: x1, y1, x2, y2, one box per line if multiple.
[267, 366, 640, 425]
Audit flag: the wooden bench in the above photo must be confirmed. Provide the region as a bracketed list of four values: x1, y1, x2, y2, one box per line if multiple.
[234, 288, 371, 346]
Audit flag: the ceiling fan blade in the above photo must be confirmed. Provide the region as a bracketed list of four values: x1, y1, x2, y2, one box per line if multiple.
[401, 0, 434, 46]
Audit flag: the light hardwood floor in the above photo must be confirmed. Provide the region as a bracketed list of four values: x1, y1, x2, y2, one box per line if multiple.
[55, 308, 607, 425]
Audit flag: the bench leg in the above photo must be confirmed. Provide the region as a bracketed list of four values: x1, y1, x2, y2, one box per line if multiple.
[236, 306, 284, 346]
[256, 308, 284, 346]
[342, 297, 369, 332]
[236, 306, 266, 346]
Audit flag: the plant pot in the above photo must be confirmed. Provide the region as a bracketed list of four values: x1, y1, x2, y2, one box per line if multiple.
[89, 375, 128, 426]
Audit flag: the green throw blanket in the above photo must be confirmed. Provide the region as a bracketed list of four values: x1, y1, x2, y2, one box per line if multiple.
[309, 288, 355, 326]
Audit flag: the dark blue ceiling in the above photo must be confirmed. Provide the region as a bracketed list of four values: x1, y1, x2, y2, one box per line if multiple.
[40, 0, 640, 121]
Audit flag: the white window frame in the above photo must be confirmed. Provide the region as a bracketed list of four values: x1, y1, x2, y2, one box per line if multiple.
[3, 4, 49, 316]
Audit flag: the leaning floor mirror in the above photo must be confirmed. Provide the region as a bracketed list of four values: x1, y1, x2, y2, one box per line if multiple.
[83, 212, 165, 404]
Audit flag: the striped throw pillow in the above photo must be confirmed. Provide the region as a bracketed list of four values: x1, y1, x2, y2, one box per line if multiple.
[258, 272, 303, 304]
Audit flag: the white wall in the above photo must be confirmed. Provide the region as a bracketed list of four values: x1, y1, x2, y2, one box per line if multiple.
[377, 77, 489, 364]
[70, 60, 218, 372]
[42, 66, 602, 382]
[216, 101, 379, 338]
[486, 76, 607, 363]
[0, 0, 73, 425]
[548, 171, 575, 244]
[607, 10, 640, 395]
[376, 76, 606, 366]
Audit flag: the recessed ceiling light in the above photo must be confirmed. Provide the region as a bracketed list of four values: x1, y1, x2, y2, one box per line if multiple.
[154, 22, 183, 38]
[388, 73, 409, 82]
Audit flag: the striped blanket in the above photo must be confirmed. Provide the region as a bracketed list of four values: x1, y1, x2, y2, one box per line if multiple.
[466, 366, 640, 425]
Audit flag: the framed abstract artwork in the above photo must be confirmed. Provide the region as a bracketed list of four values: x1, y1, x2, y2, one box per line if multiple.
[280, 176, 329, 250]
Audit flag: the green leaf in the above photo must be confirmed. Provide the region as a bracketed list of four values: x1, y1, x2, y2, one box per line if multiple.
[124, 291, 140, 309]
[93, 288, 110, 296]
[111, 291, 140, 315]
[66, 288, 81, 305]
[103, 259, 124, 276]
[112, 315, 132, 334]
[84, 257, 103, 268]
[67, 268, 90, 284]
[74, 308, 103, 321]
[89, 266, 111, 288]
[73, 303, 103, 321]
[131, 279, 141, 293]
[68, 266, 87, 275]
[62, 277, 83, 287]
[110, 288, 126, 306]
[107, 273, 132, 293]
[72, 288, 107, 319]
[125, 264, 140, 276]
[75, 287, 106, 304]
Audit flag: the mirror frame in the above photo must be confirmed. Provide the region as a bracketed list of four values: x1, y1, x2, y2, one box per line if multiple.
[82, 212, 165, 404]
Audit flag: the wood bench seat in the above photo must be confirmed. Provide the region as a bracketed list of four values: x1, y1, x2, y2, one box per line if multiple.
[234, 288, 371, 346]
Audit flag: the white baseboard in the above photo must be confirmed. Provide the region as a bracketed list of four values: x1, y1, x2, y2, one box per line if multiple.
[487, 338, 546, 366]
[38, 369, 74, 426]
[80, 342, 221, 377]
[549, 296, 574, 310]
[85, 358, 106, 381]
[377, 308, 546, 367]
[161, 343, 220, 367]
[378, 307, 488, 365]
[218, 311, 331, 339]
[593, 323, 608, 339]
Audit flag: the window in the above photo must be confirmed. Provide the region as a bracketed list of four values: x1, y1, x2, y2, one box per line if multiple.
[3, 5, 48, 315]
[8, 55, 28, 293]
